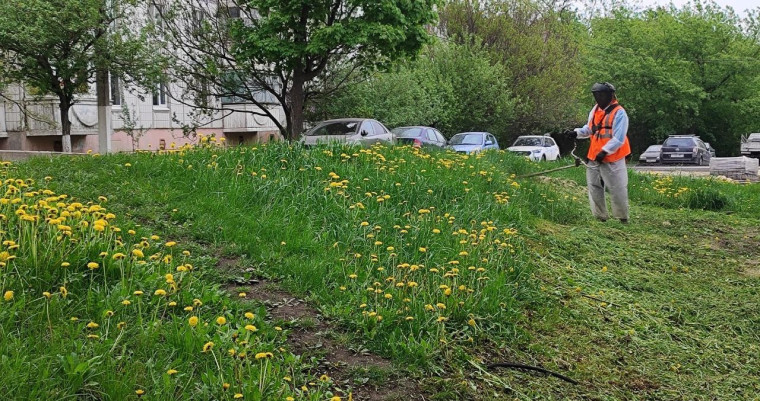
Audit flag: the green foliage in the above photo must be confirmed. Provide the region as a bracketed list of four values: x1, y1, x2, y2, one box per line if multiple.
[0, 0, 162, 146]
[439, 0, 589, 137]
[310, 41, 517, 141]
[154, 0, 440, 139]
[585, 1, 760, 156]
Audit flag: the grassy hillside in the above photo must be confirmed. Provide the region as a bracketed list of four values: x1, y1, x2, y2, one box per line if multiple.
[2, 141, 758, 400]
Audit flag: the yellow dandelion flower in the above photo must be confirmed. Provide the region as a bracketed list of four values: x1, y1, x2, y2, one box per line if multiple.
[122, 299, 131, 306]
[188, 316, 199, 327]
[245, 324, 258, 332]
[234, 394, 243, 399]
[87, 262, 99, 270]
[255, 352, 273, 360]
[133, 290, 144, 296]
[216, 316, 227, 325]
[202, 341, 214, 352]
[154, 289, 167, 296]
[238, 292, 246, 298]
[3, 290, 14, 301]
[86, 321, 99, 329]
[43, 291, 52, 299]
[165, 241, 177, 247]
[61, 262, 71, 267]
[167, 369, 178, 375]
[131, 249, 144, 258]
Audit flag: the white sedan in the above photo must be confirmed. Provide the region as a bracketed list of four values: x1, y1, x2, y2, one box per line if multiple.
[507, 135, 560, 161]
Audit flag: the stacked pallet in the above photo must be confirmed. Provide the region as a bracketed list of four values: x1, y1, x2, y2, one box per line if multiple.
[709, 157, 759, 181]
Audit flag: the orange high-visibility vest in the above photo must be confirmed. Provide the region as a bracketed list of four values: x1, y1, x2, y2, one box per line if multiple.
[587, 102, 630, 163]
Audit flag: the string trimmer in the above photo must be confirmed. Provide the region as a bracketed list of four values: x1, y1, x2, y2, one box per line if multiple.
[516, 140, 587, 179]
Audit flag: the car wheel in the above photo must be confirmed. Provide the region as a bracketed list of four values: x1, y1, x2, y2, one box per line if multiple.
[541, 154, 546, 162]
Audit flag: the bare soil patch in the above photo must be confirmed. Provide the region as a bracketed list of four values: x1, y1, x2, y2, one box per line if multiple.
[230, 280, 427, 401]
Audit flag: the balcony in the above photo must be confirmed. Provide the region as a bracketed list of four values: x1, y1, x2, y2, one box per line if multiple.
[4, 96, 99, 137]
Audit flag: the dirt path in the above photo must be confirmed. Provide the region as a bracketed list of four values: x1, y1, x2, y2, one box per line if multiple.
[229, 278, 426, 401]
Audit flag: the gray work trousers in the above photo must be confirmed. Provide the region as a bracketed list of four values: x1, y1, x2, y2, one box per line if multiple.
[586, 158, 629, 221]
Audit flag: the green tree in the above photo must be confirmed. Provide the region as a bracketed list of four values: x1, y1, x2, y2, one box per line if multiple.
[439, 0, 589, 136]
[151, 0, 440, 140]
[585, 1, 760, 155]
[0, 0, 160, 152]
[309, 41, 517, 142]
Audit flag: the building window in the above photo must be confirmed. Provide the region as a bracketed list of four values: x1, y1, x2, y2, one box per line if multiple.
[110, 74, 121, 106]
[153, 82, 168, 106]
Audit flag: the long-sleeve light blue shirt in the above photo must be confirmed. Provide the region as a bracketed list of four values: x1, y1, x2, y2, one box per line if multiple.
[575, 105, 629, 154]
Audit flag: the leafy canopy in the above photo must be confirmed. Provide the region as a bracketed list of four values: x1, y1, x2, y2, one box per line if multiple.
[585, 1, 760, 155]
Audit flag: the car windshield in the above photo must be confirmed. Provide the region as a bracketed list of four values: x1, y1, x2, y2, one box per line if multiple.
[393, 128, 424, 138]
[663, 137, 695, 147]
[645, 145, 661, 153]
[513, 137, 543, 147]
[307, 121, 359, 136]
[450, 134, 484, 145]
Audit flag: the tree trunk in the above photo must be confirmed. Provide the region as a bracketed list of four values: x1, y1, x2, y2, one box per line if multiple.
[289, 72, 306, 141]
[59, 96, 73, 153]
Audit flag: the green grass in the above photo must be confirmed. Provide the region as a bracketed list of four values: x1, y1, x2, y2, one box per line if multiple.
[2, 143, 759, 400]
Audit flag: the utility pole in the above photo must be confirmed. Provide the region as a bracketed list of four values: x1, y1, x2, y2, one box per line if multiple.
[96, 0, 113, 154]
[97, 69, 112, 154]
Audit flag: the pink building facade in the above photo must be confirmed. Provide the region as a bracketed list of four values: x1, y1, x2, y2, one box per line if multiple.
[0, 81, 284, 153]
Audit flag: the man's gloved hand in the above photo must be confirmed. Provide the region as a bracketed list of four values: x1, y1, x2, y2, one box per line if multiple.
[594, 150, 608, 163]
[563, 129, 578, 139]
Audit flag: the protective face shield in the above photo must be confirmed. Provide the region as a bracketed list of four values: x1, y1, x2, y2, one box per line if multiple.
[591, 82, 615, 109]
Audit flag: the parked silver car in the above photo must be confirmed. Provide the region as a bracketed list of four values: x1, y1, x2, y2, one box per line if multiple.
[301, 118, 394, 147]
[638, 144, 662, 164]
[447, 132, 499, 154]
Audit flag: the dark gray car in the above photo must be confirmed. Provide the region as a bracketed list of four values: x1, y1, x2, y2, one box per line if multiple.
[660, 135, 711, 165]
[392, 126, 447, 148]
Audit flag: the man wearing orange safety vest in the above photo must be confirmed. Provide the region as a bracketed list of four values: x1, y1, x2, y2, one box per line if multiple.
[565, 82, 630, 223]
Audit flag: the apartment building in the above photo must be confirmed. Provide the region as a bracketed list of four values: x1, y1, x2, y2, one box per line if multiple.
[0, 1, 284, 153]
